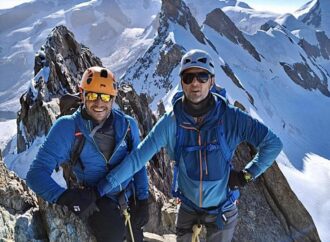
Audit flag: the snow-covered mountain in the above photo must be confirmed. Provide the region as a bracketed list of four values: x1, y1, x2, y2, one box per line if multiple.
[1, 0, 330, 241]
[294, 0, 330, 37]
[0, 0, 161, 112]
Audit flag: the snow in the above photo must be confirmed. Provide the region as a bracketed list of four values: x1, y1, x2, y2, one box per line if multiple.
[222, 5, 279, 34]
[294, 0, 330, 37]
[274, 13, 318, 45]
[0, 119, 16, 152]
[4, 135, 44, 179]
[293, 0, 316, 18]
[278, 153, 330, 242]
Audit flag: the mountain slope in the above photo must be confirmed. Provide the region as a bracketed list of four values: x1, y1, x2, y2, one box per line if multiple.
[0, 0, 161, 112]
[295, 0, 330, 37]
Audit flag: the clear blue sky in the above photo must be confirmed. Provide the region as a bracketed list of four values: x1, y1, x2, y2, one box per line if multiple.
[0, 0, 311, 13]
[243, 0, 310, 13]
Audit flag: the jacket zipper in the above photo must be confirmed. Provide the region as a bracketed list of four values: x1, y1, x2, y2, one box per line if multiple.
[180, 124, 204, 207]
[107, 124, 130, 192]
[88, 120, 129, 166]
[88, 120, 108, 163]
[197, 131, 203, 207]
[204, 141, 208, 176]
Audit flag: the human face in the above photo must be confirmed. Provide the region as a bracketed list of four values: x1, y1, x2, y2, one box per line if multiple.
[84, 92, 115, 123]
[181, 68, 214, 103]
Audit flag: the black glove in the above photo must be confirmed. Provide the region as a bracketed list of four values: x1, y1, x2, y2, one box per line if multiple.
[130, 199, 149, 228]
[57, 187, 101, 219]
[228, 170, 252, 189]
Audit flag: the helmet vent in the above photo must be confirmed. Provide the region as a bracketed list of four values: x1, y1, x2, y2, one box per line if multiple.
[100, 69, 108, 78]
[184, 59, 191, 64]
[209, 62, 214, 68]
[198, 58, 207, 64]
[86, 78, 92, 84]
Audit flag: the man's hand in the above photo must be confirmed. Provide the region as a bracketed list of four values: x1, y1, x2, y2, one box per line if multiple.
[130, 199, 149, 228]
[57, 187, 101, 219]
[228, 170, 253, 189]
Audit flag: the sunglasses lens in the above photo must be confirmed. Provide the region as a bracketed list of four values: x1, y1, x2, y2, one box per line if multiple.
[85, 92, 98, 101]
[100, 94, 111, 102]
[197, 72, 210, 83]
[182, 72, 210, 84]
[85, 92, 112, 102]
[182, 73, 195, 84]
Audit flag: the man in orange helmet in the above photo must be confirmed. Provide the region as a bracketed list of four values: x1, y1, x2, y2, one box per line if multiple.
[27, 66, 149, 242]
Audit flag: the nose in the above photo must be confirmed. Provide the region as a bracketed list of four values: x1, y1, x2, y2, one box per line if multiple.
[191, 76, 199, 85]
[94, 96, 103, 104]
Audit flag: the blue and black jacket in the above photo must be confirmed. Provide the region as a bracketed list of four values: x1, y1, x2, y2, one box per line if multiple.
[26, 108, 149, 203]
[97, 91, 282, 209]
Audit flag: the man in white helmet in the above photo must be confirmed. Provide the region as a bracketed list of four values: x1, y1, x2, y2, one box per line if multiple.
[95, 49, 283, 241]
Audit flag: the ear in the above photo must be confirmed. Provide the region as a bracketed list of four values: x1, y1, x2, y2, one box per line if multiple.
[210, 76, 215, 89]
[111, 96, 116, 104]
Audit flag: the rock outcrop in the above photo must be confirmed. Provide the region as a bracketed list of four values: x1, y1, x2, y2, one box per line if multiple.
[204, 8, 261, 62]
[232, 142, 320, 242]
[280, 59, 330, 97]
[17, 25, 102, 153]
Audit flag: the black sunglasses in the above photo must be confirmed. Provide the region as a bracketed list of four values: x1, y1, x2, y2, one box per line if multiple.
[181, 72, 212, 85]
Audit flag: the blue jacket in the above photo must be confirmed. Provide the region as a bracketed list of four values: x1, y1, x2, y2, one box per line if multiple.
[26, 108, 149, 203]
[98, 93, 283, 208]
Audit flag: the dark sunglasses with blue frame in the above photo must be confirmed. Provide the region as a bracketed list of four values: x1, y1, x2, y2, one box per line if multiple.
[181, 72, 212, 84]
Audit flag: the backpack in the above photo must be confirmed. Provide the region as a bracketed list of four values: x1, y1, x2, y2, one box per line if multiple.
[171, 85, 239, 213]
[56, 93, 132, 188]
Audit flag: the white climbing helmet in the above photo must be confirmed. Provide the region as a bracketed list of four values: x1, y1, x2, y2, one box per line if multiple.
[179, 49, 215, 75]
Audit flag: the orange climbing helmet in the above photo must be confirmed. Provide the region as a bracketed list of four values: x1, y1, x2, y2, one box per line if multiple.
[80, 66, 118, 96]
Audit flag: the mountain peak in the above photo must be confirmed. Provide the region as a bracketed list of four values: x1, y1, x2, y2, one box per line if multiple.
[161, 0, 205, 44]
[204, 8, 261, 61]
[296, 0, 330, 36]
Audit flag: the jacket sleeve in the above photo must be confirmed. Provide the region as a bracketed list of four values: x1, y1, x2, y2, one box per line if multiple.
[97, 112, 176, 196]
[26, 117, 75, 203]
[129, 118, 149, 200]
[225, 106, 283, 178]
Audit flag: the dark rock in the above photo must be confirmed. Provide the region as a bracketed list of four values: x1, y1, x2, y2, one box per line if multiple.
[162, 0, 205, 44]
[298, 38, 321, 59]
[298, 31, 330, 60]
[205, 8, 261, 62]
[116, 84, 155, 136]
[260, 20, 278, 32]
[300, 0, 321, 28]
[316, 31, 330, 60]
[231, 143, 320, 242]
[0, 160, 46, 240]
[17, 25, 102, 152]
[280, 60, 330, 96]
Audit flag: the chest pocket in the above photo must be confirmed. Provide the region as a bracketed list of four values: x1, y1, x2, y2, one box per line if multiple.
[179, 122, 231, 181]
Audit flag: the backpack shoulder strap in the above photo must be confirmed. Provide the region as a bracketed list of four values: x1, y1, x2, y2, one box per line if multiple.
[172, 114, 184, 197]
[125, 125, 132, 153]
[61, 125, 86, 189]
[70, 130, 86, 170]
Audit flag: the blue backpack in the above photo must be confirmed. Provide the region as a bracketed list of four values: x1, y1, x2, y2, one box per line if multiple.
[171, 85, 239, 214]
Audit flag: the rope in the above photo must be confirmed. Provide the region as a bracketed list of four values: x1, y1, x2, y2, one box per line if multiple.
[192, 224, 202, 242]
[123, 208, 135, 242]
